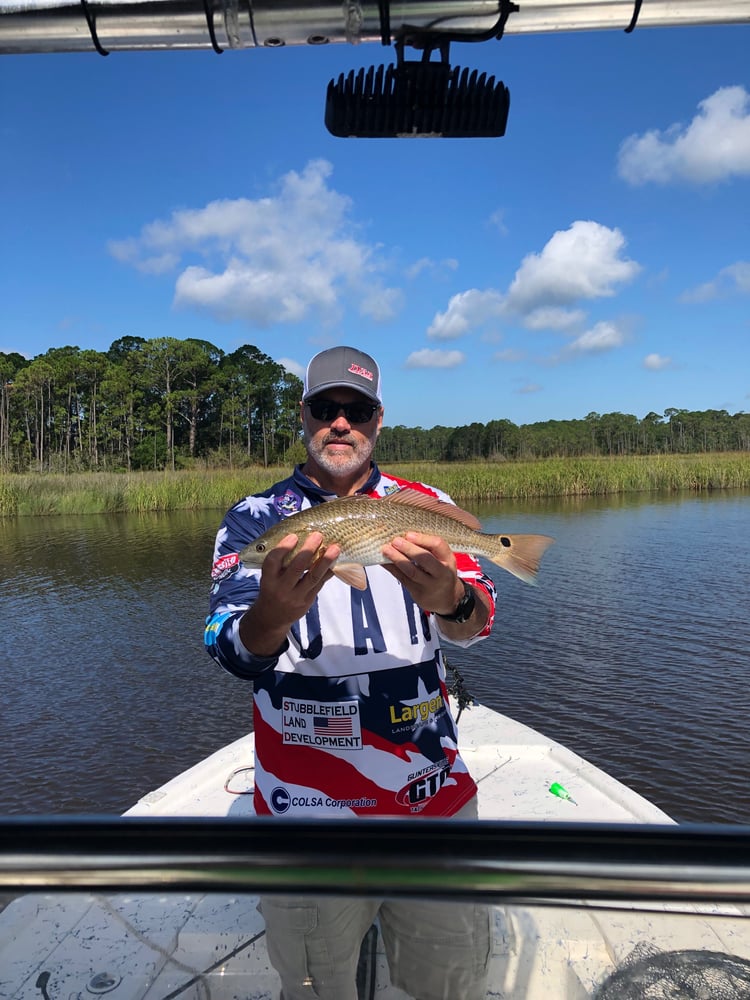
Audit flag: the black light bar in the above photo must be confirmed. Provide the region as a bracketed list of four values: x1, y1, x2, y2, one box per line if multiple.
[325, 56, 510, 138]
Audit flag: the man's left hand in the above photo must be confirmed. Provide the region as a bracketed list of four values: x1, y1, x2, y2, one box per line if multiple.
[381, 531, 466, 618]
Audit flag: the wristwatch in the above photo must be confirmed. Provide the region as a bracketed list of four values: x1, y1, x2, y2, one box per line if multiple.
[436, 580, 476, 624]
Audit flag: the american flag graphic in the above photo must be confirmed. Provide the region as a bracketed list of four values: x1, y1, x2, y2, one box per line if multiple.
[313, 715, 354, 737]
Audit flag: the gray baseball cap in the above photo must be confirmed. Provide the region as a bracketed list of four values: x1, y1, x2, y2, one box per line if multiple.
[302, 346, 382, 404]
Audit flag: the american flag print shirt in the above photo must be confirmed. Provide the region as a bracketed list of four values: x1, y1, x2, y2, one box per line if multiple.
[205, 463, 497, 818]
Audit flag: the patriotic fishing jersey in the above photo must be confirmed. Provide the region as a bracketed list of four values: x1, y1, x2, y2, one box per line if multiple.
[205, 462, 496, 818]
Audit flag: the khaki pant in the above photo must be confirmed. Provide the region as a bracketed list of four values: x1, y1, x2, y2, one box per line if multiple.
[260, 799, 491, 1000]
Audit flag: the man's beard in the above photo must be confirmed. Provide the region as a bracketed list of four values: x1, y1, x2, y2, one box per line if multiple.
[304, 430, 375, 479]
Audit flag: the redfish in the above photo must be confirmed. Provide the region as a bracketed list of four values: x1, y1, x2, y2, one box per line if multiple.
[239, 488, 554, 591]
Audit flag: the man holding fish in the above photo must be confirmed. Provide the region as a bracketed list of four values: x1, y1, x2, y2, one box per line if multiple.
[205, 346, 552, 1000]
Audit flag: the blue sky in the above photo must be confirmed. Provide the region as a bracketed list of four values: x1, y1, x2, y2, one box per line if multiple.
[1, 22, 748, 430]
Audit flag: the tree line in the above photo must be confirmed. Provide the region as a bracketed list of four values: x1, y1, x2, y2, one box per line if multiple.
[377, 409, 750, 463]
[0, 338, 301, 472]
[1, 339, 748, 472]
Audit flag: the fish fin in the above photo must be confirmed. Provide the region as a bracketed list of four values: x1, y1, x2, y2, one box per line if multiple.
[332, 563, 369, 590]
[489, 534, 555, 585]
[384, 488, 482, 531]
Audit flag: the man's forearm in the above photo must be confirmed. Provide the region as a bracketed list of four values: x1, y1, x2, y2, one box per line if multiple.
[238, 601, 292, 658]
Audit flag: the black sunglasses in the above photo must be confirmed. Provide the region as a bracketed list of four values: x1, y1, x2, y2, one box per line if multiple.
[306, 398, 379, 424]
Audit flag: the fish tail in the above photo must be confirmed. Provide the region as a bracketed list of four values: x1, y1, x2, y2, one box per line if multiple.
[486, 533, 555, 585]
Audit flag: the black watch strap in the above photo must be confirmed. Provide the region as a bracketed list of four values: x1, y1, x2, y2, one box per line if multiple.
[436, 580, 476, 624]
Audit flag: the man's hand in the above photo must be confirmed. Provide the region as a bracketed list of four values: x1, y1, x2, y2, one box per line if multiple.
[381, 531, 463, 615]
[239, 531, 340, 657]
[381, 532, 489, 638]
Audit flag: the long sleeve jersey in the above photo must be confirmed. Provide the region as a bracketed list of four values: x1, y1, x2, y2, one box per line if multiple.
[205, 463, 496, 818]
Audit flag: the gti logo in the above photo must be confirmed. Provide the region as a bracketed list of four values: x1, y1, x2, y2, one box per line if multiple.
[271, 787, 291, 814]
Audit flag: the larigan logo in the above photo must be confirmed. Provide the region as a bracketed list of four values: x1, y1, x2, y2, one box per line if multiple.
[389, 693, 445, 725]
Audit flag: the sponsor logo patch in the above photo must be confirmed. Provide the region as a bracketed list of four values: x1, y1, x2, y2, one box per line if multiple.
[270, 787, 291, 814]
[211, 552, 239, 581]
[388, 693, 445, 726]
[204, 611, 233, 646]
[396, 764, 450, 811]
[281, 697, 363, 750]
[348, 362, 374, 382]
[274, 490, 302, 516]
[269, 786, 376, 813]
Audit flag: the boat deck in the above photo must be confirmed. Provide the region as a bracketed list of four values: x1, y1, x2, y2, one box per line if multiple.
[3, 704, 749, 1000]
[125, 702, 674, 825]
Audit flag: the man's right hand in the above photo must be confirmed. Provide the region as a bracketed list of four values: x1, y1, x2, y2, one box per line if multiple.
[238, 532, 341, 657]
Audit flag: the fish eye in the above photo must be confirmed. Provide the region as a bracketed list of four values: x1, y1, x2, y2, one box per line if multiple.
[255, 542, 267, 553]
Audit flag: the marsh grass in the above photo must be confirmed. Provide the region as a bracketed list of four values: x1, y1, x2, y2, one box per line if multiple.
[0, 469, 288, 517]
[395, 454, 750, 501]
[1, 453, 749, 517]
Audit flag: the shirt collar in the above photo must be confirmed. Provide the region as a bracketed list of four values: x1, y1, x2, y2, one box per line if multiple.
[292, 462, 381, 500]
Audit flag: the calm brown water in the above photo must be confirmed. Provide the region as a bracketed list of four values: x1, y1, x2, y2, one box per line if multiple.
[1, 490, 748, 823]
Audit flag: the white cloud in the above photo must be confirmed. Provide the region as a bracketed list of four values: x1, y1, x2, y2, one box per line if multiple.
[522, 306, 587, 332]
[405, 349, 465, 369]
[618, 86, 750, 185]
[360, 286, 404, 322]
[108, 159, 400, 327]
[420, 220, 637, 367]
[728, 261, 750, 292]
[405, 257, 459, 280]
[174, 259, 336, 325]
[405, 257, 432, 279]
[566, 321, 628, 355]
[643, 353, 672, 370]
[680, 280, 718, 304]
[505, 221, 640, 315]
[278, 357, 305, 379]
[681, 260, 750, 302]
[427, 288, 505, 340]
[488, 208, 508, 236]
[518, 383, 542, 394]
[108, 240, 179, 274]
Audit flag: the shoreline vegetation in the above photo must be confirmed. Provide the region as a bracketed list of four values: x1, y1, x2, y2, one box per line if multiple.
[4, 342, 750, 474]
[1, 453, 749, 517]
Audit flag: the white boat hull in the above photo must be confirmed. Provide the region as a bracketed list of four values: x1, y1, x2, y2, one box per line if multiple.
[2, 703, 749, 1000]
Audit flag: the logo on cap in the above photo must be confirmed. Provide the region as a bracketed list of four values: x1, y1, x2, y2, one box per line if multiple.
[348, 363, 374, 382]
